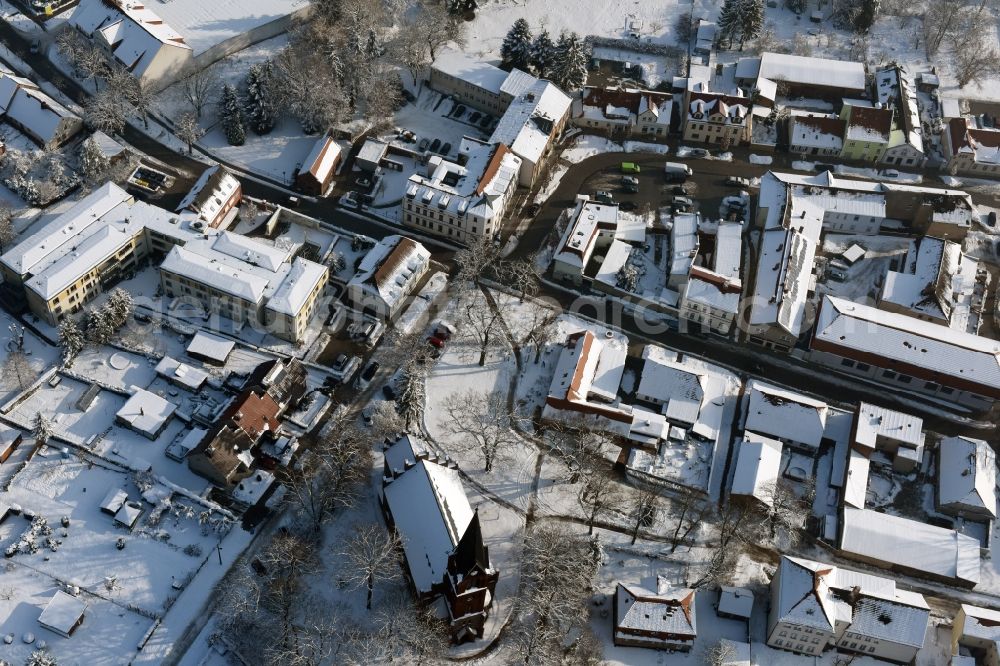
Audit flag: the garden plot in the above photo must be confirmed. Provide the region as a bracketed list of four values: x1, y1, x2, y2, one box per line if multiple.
[69, 347, 158, 391]
[3, 451, 223, 617]
[0, 562, 153, 666]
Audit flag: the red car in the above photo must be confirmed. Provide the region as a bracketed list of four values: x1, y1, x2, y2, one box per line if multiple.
[427, 336, 446, 349]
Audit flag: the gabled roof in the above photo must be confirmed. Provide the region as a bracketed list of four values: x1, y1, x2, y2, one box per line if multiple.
[938, 436, 997, 517]
[730, 431, 783, 504]
[615, 583, 696, 638]
[745, 381, 827, 448]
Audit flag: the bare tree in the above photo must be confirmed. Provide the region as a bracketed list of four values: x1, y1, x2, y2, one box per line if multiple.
[114, 70, 157, 130]
[84, 89, 129, 135]
[283, 423, 371, 534]
[74, 41, 110, 92]
[443, 389, 521, 472]
[179, 66, 220, 119]
[175, 112, 204, 154]
[454, 234, 503, 288]
[952, 22, 1000, 88]
[513, 525, 599, 665]
[390, 29, 431, 86]
[462, 289, 506, 367]
[502, 259, 541, 303]
[2, 349, 34, 392]
[412, 0, 465, 62]
[629, 486, 662, 545]
[255, 533, 321, 656]
[396, 359, 426, 429]
[923, 0, 964, 56]
[338, 624, 393, 666]
[579, 462, 624, 534]
[374, 591, 449, 662]
[340, 523, 402, 610]
[368, 399, 407, 443]
[704, 638, 739, 666]
[757, 478, 814, 545]
[668, 486, 712, 553]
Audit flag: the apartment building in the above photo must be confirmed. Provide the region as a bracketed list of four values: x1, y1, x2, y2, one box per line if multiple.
[572, 87, 673, 139]
[429, 51, 537, 115]
[159, 231, 328, 343]
[346, 234, 430, 320]
[682, 91, 750, 146]
[678, 221, 743, 334]
[488, 80, 572, 187]
[402, 139, 521, 243]
[767, 555, 929, 663]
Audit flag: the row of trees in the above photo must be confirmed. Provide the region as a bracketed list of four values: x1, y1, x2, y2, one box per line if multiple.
[716, 0, 765, 50]
[57, 288, 133, 366]
[500, 19, 590, 90]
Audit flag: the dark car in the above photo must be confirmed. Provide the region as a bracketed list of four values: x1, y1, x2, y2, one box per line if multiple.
[478, 115, 492, 129]
[382, 384, 398, 400]
[452, 104, 466, 117]
[429, 138, 441, 153]
[356, 360, 380, 389]
[418, 138, 430, 151]
[619, 201, 638, 212]
[441, 142, 452, 155]
[671, 185, 689, 195]
[469, 111, 481, 123]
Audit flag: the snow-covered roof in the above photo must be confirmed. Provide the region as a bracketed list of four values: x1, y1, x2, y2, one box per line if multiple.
[348, 235, 429, 312]
[406, 140, 520, 222]
[682, 269, 741, 314]
[842, 449, 870, 509]
[114, 501, 142, 528]
[756, 52, 866, 92]
[938, 436, 996, 518]
[99, 487, 128, 514]
[547, 329, 629, 408]
[854, 402, 923, 451]
[161, 245, 269, 304]
[155, 356, 209, 391]
[357, 139, 387, 166]
[116, 388, 176, 437]
[744, 381, 827, 448]
[637, 345, 706, 426]
[489, 81, 572, 165]
[186, 331, 235, 363]
[554, 198, 621, 269]
[614, 583, 696, 638]
[177, 166, 241, 224]
[790, 115, 845, 150]
[90, 130, 126, 159]
[382, 459, 474, 594]
[730, 431, 782, 504]
[1, 182, 133, 278]
[713, 222, 743, 280]
[958, 604, 1000, 642]
[839, 508, 981, 585]
[2, 79, 78, 146]
[233, 470, 274, 506]
[267, 258, 327, 317]
[26, 224, 132, 301]
[384, 433, 437, 477]
[813, 296, 1000, 396]
[774, 555, 929, 643]
[212, 231, 288, 272]
[299, 135, 341, 184]
[876, 66, 924, 154]
[37, 591, 87, 637]
[845, 105, 892, 143]
[718, 587, 754, 619]
[433, 51, 518, 96]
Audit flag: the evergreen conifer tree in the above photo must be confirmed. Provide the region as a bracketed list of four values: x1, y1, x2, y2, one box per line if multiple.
[500, 19, 533, 71]
[738, 0, 764, 49]
[530, 29, 556, 77]
[244, 62, 278, 135]
[219, 84, 246, 146]
[551, 32, 589, 91]
[716, 0, 742, 49]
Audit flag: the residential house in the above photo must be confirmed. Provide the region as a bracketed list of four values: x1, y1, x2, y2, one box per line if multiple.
[879, 236, 986, 334]
[840, 104, 892, 163]
[809, 295, 1000, 413]
[380, 434, 499, 643]
[952, 605, 1000, 666]
[573, 87, 673, 139]
[729, 431, 783, 506]
[937, 436, 997, 521]
[402, 139, 521, 243]
[682, 91, 750, 147]
[744, 380, 828, 451]
[874, 66, 926, 167]
[115, 388, 177, 440]
[295, 134, 341, 196]
[346, 234, 430, 320]
[852, 402, 925, 473]
[37, 591, 87, 639]
[488, 80, 572, 187]
[678, 220, 743, 334]
[551, 196, 646, 286]
[0, 69, 82, 149]
[942, 118, 1000, 177]
[613, 582, 697, 650]
[788, 115, 845, 157]
[69, 0, 194, 88]
[735, 52, 868, 100]
[767, 555, 929, 663]
[176, 165, 242, 230]
[838, 507, 981, 587]
[429, 51, 537, 115]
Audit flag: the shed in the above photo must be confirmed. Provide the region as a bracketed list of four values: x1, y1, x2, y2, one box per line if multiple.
[0, 424, 23, 463]
[38, 591, 87, 638]
[155, 356, 209, 391]
[918, 72, 940, 91]
[186, 331, 235, 365]
[114, 501, 143, 529]
[718, 586, 754, 620]
[841, 243, 866, 266]
[295, 134, 342, 195]
[356, 139, 388, 172]
[115, 389, 177, 440]
[98, 488, 128, 515]
[233, 470, 275, 507]
[75, 383, 101, 412]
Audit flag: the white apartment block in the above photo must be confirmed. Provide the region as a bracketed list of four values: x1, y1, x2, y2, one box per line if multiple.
[768, 556, 929, 664]
[403, 139, 521, 243]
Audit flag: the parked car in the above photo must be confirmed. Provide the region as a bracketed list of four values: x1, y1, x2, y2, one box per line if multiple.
[355, 360, 380, 390]
[441, 142, 452, 155]
[672, 196, 694, 212]
[622, 176, 639, 193]
[689, 148, 710, 159]
[620, 162, 641, 174]
[619, 201, 638, 212]
[452, 104, 466, 117]
[382, 383, 398, 400]
[469, 111, 481, 123]
[726, 176, 751, 187]
[418, 138, 430, 151]
[429, 138, 441, 153]
[882, 169, 900, 178]
[594, 190, 614, 204]
[671, 185, 689, 195]
[663, 162, 692, 182]
[427, 336, 446, 349]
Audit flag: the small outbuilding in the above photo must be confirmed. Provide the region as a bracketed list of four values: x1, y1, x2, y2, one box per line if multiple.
[186, 331, 235, 366]
[99, 488, 128, 515]
[38, 591, 87, 638]
[115, 388, 177, 440]
[155, 356, 209, 392]
[355, 139, 388, 172]
[295, 134, 341, 195]
[114, 501, 143, 530]
[718, 586, 754, 620]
